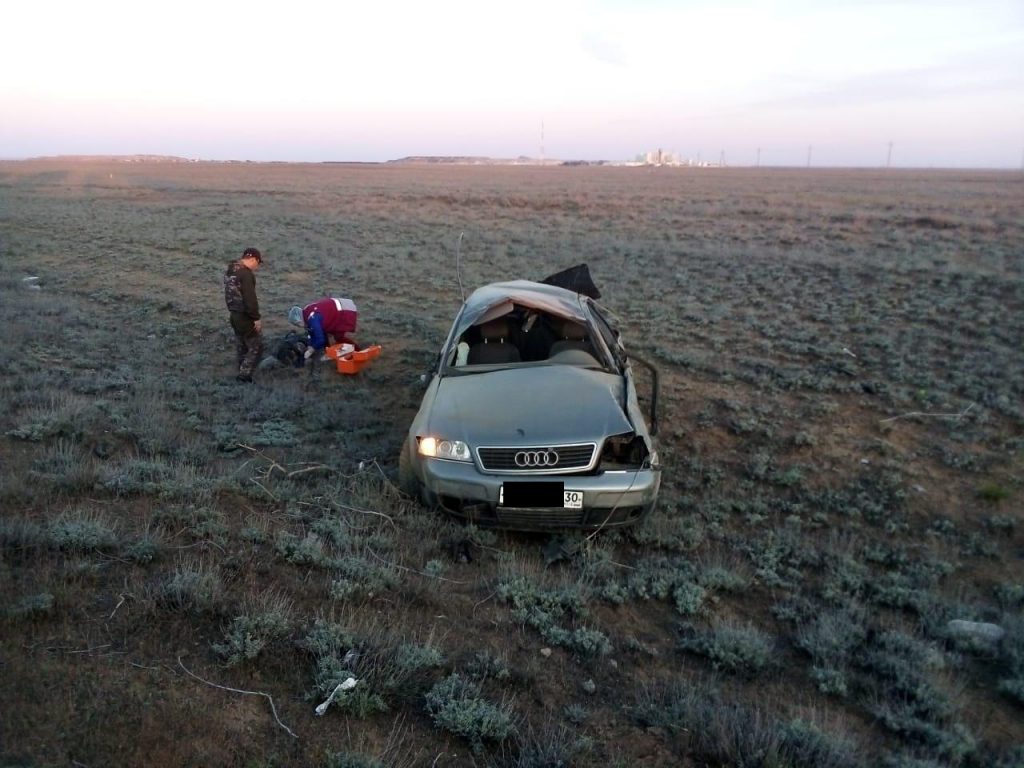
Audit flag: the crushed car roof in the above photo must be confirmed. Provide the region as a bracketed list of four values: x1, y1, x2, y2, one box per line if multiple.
[460, 280, 590, 330]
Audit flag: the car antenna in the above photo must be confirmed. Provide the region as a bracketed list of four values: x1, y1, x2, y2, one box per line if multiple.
[455, 231, 466, 302]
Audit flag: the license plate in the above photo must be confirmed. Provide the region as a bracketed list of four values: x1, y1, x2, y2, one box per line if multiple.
[500, 483, 581, 508]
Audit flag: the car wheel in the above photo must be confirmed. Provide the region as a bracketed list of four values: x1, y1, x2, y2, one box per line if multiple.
[398, 439, 421, 498]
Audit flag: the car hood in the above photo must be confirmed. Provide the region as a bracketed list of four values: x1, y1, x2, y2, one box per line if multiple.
[427, 365, 633, 445]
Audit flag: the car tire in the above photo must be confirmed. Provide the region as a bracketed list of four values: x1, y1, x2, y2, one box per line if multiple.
[398, 439, 421, 498]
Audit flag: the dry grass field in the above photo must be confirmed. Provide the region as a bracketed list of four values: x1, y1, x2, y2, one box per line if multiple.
[0, 159, 1021, 767]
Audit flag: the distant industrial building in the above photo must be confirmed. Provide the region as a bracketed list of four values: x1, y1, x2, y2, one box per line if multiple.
[636, 149, 723, 167]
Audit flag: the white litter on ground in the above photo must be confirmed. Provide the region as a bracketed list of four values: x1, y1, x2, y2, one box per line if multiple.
[314, 677, 358, 716]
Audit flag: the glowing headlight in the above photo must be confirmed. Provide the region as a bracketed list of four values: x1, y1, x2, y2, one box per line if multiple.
[418, 437, 471, 462]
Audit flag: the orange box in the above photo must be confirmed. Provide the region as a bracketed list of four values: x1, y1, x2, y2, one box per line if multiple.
[324, 343, 354, 361]
[334, 344, 380, 374]
[352, 344, 381, 362]
[336, 357, 364, 374]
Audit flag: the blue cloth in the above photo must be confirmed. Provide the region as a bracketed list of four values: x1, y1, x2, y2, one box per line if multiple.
[307, 312, 327, 350]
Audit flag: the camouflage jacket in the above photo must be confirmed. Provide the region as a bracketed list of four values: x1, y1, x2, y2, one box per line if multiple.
[224, 260, 260, 320]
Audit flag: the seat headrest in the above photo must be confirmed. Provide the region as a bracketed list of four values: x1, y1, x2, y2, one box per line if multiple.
[478, 318, 509, 341]
[558, 318, 586, 340]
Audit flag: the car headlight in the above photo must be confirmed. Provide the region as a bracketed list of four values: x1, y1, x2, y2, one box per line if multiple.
[418, 436, 472, 462]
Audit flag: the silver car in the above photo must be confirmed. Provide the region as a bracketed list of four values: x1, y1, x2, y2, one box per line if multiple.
[399, 276, 661, 531]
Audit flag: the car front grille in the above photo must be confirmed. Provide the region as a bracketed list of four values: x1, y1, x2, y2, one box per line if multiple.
[476, 443, 596, 473]
[496, 508, 586, 528]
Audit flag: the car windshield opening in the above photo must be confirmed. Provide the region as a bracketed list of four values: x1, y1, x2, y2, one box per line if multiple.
[444, 305, 611, 371]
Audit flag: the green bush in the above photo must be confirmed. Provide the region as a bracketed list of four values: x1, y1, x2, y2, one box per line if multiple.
[977, 481, 1011, 502]
[275, 530, 329, 567]
[465, 649, 511, 681]
[154, 505, 227, 545]
[394, 642, 445, 672]
[30, 439, 99, 492]
[512, 724, 593, 767]
[123, 529, 163, 563]
[796, 607, 867, 695]
[213, 590, 294, 666]
[0, 518, 46, 550]
[697, 564, 750, 593]
[100, 455, 210, 498]
[678, 621, 775, 676]
[780, 719, 862, 768]
[633, 680, 862, 767]
[424, 673, 516, 752]
[496, 574, 609, 656]
[563, 703, 588, 725]
[993, 583, 1024, 608]
[741, 525, 814, 588]
[154, 560, 225, 613]
[329, 554, 400, 600]
[47, 510, 118, 552]
[859, 629, 974, 761]
[622, 556, 707, 616]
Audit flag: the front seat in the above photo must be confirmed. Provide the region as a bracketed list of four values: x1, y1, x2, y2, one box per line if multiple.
[468, 318, 521, 364]
[549, 318, 590, 356]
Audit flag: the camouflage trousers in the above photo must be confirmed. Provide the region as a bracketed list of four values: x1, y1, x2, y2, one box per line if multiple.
[230, 314, 263, 377]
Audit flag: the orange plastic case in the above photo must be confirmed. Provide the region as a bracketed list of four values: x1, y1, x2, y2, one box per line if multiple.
[334, 345, 381, 375]
[352, 346, 381, 362]
[324, 343, 353, 361]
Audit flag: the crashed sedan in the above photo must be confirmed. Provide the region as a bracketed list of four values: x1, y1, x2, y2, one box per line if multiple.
[399, 271, 661, 531]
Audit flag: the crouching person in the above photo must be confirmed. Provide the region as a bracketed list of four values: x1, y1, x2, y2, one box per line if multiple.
[288, 297, 359, 360]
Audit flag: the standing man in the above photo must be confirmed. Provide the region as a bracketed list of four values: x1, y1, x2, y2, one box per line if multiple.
[224, 247, 264, 383]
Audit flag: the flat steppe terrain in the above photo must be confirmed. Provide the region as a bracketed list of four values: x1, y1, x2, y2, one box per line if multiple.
[0, 159, 1021, 767]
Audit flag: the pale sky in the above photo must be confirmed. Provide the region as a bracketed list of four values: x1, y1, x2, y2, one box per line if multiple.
[2, 0, 1022, 167]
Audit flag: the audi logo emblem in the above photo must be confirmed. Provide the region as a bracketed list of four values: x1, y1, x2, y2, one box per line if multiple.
[514, 450, 559, 467]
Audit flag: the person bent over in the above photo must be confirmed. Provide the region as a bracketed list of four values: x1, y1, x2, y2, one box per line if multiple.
[288, 297, 358, 358]
[224, 247, 264, 383]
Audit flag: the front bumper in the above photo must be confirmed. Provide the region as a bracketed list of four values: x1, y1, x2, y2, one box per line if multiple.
[419, 457, 661, 530]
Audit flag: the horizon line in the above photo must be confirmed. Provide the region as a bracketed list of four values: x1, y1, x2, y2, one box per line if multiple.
[2, 153, 1021, 172]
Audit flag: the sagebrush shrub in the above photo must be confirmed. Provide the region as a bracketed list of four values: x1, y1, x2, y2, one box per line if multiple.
[47, 510, 118, 552]
[154, 560, 225, 613]
[678, 620, 775, 676]
[424, 673, 516, 752]
[213, 590, 294, 666]
[633, 680, 862, 767]
[30, 439, 99, 493]
[394, 642, 444, 672]
[465, 649, 511, 681]
[497, 574, 610, 657]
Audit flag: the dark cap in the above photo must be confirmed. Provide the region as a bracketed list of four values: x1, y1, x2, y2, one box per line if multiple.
[242, 247, 262, 263]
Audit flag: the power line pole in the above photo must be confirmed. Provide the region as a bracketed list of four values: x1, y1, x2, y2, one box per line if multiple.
[756, 147, 761, 167]
[540, 120, 545, 164]
[887, 141, 893, 168]
[806, 145, 813, 168]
